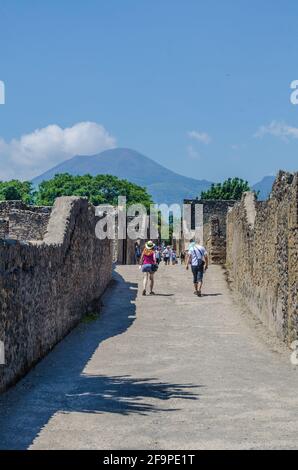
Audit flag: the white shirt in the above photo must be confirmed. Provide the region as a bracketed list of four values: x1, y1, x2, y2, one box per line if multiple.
[188, 244, 207, 267]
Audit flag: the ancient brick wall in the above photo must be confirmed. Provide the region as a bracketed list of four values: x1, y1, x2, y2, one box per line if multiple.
[0, 202, 51, 241]
[8, 209, 50, 240]
[183, 199, 236, 263]
[0, 219, 9, 239]
[207, 216, 227, 264]
[226, 172, 298, 343]
[0, 200, 29, 217]
[0, 197, 113, 392]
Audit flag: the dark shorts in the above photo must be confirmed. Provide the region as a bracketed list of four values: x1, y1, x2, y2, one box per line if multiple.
[142, 264, 153, 273]
[191, 265, 204, 283]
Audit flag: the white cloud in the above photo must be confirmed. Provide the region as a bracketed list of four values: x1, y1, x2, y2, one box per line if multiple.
[254, 121, 298, 141]
[0, 122, 116, 181]
[187, 130, 211, 145]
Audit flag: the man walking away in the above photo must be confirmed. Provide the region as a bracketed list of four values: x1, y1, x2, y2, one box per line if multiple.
[186, 239, 208, 297]
[162, 246, 170, 265]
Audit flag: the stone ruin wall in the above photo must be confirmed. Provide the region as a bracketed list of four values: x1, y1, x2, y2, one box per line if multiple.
[183, 199, 236, 263]
[202, 200, 236, 264]
[226, 171, 298, 344]
[0, 197, 113, 392]
[0, 201, 51, 241]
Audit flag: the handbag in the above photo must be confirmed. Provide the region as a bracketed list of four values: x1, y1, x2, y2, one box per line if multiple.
[151, 263, 159, 272]
[192, 247, 205, 270]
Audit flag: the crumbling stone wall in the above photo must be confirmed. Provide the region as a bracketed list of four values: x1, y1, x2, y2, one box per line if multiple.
[226, 172, 298, 343]
[0, 220, 9, 239]
[183, 199, 236, 263]
[0, 200, 29, 217]
[8, 209, 50, 240]
[207, 216, 227, 264]
[0, 201, 51, 241]
[0, 197, 113, 392]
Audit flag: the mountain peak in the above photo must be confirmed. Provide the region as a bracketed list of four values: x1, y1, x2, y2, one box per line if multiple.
[252, 175, 275, 200]
[32, 148, 212, 204]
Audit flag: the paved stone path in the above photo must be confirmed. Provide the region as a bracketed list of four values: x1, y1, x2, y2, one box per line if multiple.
[0, 264, 298, 450]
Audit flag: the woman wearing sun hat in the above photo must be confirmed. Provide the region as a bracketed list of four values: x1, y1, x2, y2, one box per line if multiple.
[139, 240, 157, 295]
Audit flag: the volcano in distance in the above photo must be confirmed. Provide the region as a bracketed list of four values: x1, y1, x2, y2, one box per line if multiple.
[32, 148, 275, 204]
[32, 148, 213, 205]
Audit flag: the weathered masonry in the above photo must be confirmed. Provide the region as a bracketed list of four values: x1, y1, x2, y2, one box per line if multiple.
[226, 172, 298, 344]
[184, 172, 298, 344]
[183, 199, 236, 263]
[0, 200, 51, 240]
[0, 197, 113, 392]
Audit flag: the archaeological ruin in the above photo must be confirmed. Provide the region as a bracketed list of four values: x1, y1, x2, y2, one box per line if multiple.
[187, 171, 298, 344]
[0, 171, 297, 393]
[226, 171, 298, 344]
[0, 197, 113, 392]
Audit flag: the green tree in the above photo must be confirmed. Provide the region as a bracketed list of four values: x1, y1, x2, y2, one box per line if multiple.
[34, 173, 153, 208]
[200, 177, 251, 200]
[0, 180, 33, 204]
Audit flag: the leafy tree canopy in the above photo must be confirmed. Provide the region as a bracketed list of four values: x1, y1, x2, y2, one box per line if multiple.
[200, 177, 251, 200]
[34, 173, 153, 208]
[0, 180, 33, 204]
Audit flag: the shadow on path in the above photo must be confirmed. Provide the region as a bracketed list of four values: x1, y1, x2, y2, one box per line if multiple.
[64, 374, 199, 416]
[201, 293, 223, 297]
[150, 293, 174, 297]
[0, 269, 200, 450]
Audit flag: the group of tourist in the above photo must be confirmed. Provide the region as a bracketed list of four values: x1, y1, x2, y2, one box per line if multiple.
[156, 244, 178, 265]
[138, 239, 209, 297]
[135, 242, 178, 266]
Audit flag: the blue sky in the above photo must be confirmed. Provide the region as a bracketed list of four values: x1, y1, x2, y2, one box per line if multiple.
[0, 0, 298, 183]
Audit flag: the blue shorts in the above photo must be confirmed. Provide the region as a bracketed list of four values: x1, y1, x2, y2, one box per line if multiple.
[142, 264, 153, 273]
[191, 265, 204, 283]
